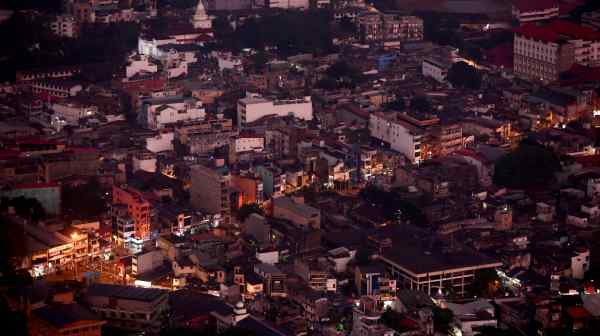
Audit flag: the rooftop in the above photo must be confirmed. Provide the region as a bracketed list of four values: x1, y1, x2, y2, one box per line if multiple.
[513, 0, 558, 13]
[378, 224, 501, 276]
[33, 303, 103, 329]
[87, 283, 167, 302]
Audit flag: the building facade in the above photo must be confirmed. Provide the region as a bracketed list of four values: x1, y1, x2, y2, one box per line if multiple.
[190, 162, 231, 225]
[357, 13, 423, 44]
[512, 0, 559, 25]
[237, 93, 313, 128]
[513, 26, 575, 82]
[112, 185, 152, 241]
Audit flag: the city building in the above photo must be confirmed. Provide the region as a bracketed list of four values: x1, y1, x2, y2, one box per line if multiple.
[125, 54, 159, 79]
[376, 225, 502, 296]
[273, 196, 321, 229]
[49, 15, 78, 38]
[513, 26, 574, 82]
[514, 21, 600, 82]
[267, 0, 310, 9]
[190, 161, 231, 225]
[86, 284, 168, 334]
[357, 12, 423, 44]
[351, 297, 395, 336]
[422, 57, 452, 83]
[51, 100, 98, 126]
[29, 303, 105, 336]
[111, 204, 139, 253]
[140, 93, 206, 130]
[582, 10, 600, 30]
[369, 111, 430, 164]
[237, 93, 313, 128]
[24, 224, 89, 277]
[31, 80, 83, 101]
[112, 184, 152, 241]
[191, 0, 212, 29]
[512, 0, 559, 24]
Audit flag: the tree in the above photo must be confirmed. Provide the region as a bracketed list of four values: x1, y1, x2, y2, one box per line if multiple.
[433, 307, 454, 333]
[316, 77, 338, 90]
[346, 128, 371, 146]
[62, 178, 108, 219]
[2, 196, 46, 222]
[475, 326, 514, 336]
[410, 96, 432, 112]
[236, 203, 263, 222]
[384, 98, 406, 111]
[0, 298, 28, 336]
[339, 16, 357, 35]
[471, 269, 501, 298]
[0, 213, 29, 275]
[359, 185, 428, 226]
[493, 139, 562, 189]
[447, 61, 482, 90]
[252, 51, 268, 72]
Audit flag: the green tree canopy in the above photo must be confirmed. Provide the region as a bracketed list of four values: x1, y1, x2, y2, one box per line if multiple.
[384, 97, 406, 111]
[447, 61, 482, 90]
[218, 10, 335, 56]
[236, 203, 263, 222]
[410, 96, 432, 112]
[359, 185, 428, 226]
[433, 307, 454, 333]
[493, 139, 562, 189]
[471, 268, 501, 298]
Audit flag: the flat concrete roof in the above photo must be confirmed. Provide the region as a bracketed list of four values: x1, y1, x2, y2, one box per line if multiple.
[377, 224, 501, 277]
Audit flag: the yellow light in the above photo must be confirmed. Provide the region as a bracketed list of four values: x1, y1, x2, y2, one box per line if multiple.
[71, 233, 78, 240]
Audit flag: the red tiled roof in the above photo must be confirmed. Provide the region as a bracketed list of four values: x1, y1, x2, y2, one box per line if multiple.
[559, 2, 581, 16]
[514, 24, 559, 42]
[485, 42, 513, 69]
[547, 20, 600, 40]
[515, 20, 600, 42]
[513, 0, 558, 13]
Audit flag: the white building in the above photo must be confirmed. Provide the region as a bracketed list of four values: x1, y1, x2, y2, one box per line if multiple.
[141, 94, 206, 130]
[369, 111, 424, 164]
[268, 0, 309, 9]
[146, 131, 175, 153]
[446, 300, 497, 336]
[237, 93, 313, 128]
[571, 248, 590, 280]
[51, 101, 97, 126]
[50, 15, 78, 38]
[512, 0, 559, 24]
[191, 0, 212, 29]
[155, 44, 199, 79]
[125, 54, 158, 79]
[513, 25, 574, 82]
[132, 151, 157, 173]
[422, 57, 452, 83]
[212, 51, 243, 72]
[235, 134, 265, 153]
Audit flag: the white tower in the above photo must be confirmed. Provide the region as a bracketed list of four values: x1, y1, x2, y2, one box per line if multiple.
[191, 0, 212, 29]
